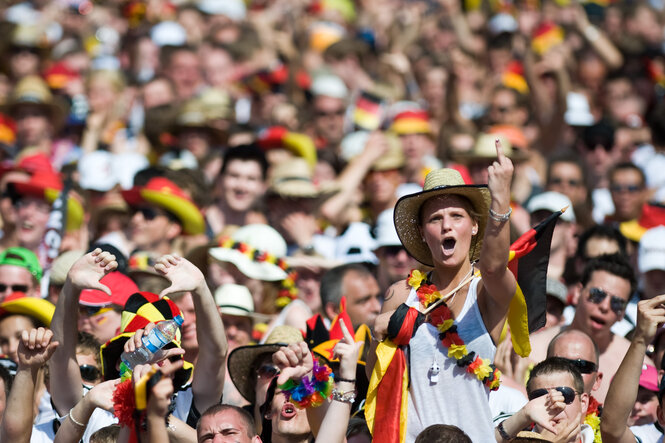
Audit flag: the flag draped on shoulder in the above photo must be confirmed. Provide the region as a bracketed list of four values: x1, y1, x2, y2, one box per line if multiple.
[507, 208, 565, 357]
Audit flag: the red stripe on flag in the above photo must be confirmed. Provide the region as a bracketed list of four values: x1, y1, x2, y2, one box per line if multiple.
[373, 350, 406, 443]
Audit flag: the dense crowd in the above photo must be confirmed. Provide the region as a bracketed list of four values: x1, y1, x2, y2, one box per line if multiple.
[0, 0, 664, 442]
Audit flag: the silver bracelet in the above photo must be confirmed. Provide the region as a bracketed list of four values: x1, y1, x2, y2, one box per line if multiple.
[489, 207, 512, 222]
[331, 387, 357, 404]
[68, 408, 86, 428]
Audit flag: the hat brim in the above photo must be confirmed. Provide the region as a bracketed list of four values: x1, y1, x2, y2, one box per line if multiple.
[172, 123, 228, 145]
[227, 343, 286, 402]
[3, 100, 68, 131]
[122, 188, 205, 235]
[394, 184, 491, 266]
[219, 307, 271, 323]
[9, 183, 84, 231]
[0, 297, 54, 327]
[267, 182, 336, 199]
[208, 248, 287, 281]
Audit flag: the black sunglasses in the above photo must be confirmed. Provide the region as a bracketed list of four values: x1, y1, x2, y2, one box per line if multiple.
[80, 364, 101, 382]
[562, 358, 597, 374]
[610, 184, 644, 194]
[135, 206, 178, 223]
[549, 177, 583, 188]
[256, 364, 280, 380]
[587, 287, 627, 314]
[528, 386, 580, 404]
[0, 284, 29, 293]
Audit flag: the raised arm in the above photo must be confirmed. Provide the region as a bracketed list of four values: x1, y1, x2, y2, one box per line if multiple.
[49, 249, 117, 415]
[156, 255, 228, 413]
[477, 140, 517, 338]
[600, 294, 665, 443]
[1, 328, 59, 443]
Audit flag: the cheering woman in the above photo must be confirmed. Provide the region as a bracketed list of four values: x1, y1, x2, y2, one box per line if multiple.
[368, 140, 516, 442]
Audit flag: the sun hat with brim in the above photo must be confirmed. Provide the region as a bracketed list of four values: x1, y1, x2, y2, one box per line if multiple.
[0, 247, 42, 282]
[49, 250, 84, 286]
[394, 168, 491, 266]
[267, 157, 337, 199]
[7, 172, 84, 231]
[228, 325, 304, 402]
[2, 76, 68, 131]
[121, 176, 205, 236]
[172, 98, 228, 145]
[79, 272, 139, 308]
[208, 224, 289, 281]
[453, 134, 528, 164]
[0, 292, 55, 327]
[214, 284, 270, 322]
[99, 292, 193, 388]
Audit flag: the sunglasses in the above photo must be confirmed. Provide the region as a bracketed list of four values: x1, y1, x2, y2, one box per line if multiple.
[549, 177, 582, 188]
[381, 245, 405, 256]
[0, 284, 29, 293]
[562, 358, 597, 374]
[315, 109, 345, 118]
[80, 364, 101, 382]
[135, 206, 169, 221]
[256, 364, 279, 380]
[587, 287, 627, 314]
[610, 184, 643, 194]
[528, 386, 580, 404]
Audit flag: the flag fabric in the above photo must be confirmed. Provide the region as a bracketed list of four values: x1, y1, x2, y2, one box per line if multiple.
[507, 208, 564, 356]
[39, 178, 71, 297]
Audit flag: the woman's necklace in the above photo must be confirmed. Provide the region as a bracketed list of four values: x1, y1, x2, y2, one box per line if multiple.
[407, 269, 501, 390]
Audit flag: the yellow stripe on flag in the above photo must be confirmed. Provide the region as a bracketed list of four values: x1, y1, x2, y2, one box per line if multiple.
[507, 283, 531, 357]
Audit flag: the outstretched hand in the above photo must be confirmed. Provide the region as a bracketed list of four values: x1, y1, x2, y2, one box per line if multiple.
[66, 248, 118, 295]
[17, 327, 59, 370]
[333, 321, 362, 381]
[154, 255, 206, 298]
[487, 139, 514, 208]
[273, 342, 313, 386]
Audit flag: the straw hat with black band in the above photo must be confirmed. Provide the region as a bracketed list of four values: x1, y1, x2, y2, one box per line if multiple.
[394, 168, 491, 266]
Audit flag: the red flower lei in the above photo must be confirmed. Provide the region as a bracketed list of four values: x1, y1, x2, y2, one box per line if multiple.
[407, 269, 502, 391]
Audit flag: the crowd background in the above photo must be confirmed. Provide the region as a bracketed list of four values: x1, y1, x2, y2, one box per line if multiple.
[0, 0, 664, 441]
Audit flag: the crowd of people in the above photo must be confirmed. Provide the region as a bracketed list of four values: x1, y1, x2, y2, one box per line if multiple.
[0, 0, 664, 441]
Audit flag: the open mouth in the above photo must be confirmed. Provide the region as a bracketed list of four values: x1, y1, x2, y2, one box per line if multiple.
[281, 402, 296, 419]
[21, 221, 34, 230]
[589, 315, 606, 329]
[442, 238, 456, 255]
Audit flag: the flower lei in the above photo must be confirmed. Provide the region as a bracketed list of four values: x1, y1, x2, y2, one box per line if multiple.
[407, 269, 502, 391]
[584, 396, 602, 443]
[216, 237, 298, 307]
[277, 359, 334, 408]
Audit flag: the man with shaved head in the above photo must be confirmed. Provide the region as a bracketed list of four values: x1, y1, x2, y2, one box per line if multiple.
[547, 329, 603, 396]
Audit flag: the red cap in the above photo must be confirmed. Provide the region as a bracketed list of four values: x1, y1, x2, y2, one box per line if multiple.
[79, 272, 139, 308]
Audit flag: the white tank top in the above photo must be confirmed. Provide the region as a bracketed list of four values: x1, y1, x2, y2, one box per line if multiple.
[405, 276, 496, 442]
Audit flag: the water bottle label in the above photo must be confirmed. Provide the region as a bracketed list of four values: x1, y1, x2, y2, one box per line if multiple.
[143, 329, 170, 354]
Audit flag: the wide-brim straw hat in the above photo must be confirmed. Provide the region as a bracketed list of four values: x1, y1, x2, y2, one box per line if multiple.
[394, 168, 490, 266]
[227, 325, 304, 402]
[3, 76, 68, 131]
[267, 157, 338, 199]
[453, 133, 528, 164]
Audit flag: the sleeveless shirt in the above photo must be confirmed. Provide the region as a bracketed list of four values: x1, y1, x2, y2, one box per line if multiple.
[405, 276, 496, 442]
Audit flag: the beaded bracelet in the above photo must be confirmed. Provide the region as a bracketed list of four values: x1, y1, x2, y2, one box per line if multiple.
[278, 360, 334, 409]
[331, 388, 357, 404]
[489, 207, 512, 223]
[68, 408, 86, 428]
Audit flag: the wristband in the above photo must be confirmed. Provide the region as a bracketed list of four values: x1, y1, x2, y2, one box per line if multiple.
[496, 421, 514, 441]
[69, 408, 86, 428]
[489, 207, 512, 223]
[335, 377, 356, 383]
[331, 387, 357, 404]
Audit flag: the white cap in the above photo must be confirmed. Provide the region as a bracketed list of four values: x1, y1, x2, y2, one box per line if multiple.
[311, 73, 349, 99]
[564, 92, 594, 127]
[215, 284, 254, 316]
[374, 209, 402, 249]
[150, 21, 187, 47]
[488, 13, 518, 35]
[335, 222, 378, 264]
[639, 226, 665, 273]
[198, 0, 246, 20]
[78, 151, 149, 191]
[526, 191, 576, 223]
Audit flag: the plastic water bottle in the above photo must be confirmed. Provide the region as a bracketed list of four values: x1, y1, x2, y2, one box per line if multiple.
[121, 316, 184, 368]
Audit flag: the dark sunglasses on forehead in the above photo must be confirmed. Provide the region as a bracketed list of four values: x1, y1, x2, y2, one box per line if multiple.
[587, 287, 627, 314]
[0, 284, 29, 293]
[528, 386, 580, 404]
[561, 358, 597, 374]
[79, 364, 101, 382]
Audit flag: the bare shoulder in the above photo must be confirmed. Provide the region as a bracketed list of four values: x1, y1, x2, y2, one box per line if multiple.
[382, 280, 411, 313]
[528, 325, 563, 362]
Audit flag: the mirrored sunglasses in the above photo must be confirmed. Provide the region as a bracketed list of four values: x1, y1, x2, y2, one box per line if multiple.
[587, 287, 627, 314]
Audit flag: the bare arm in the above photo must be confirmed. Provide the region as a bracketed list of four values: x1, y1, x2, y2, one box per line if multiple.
[156, 255, 228, 413]
[50, 249, 118, 415]
[477, 140, 517, 339]
[573, 5, 623, 70]
[1, 329, 59, 443]
[601, 294, 665, 443]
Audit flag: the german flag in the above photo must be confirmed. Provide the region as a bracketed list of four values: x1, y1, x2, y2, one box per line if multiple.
[352, 91, 384, 130]
[507, 208, 564, 356]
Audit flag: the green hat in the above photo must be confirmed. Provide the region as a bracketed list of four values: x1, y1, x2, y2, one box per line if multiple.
[0, 248, 42, 282]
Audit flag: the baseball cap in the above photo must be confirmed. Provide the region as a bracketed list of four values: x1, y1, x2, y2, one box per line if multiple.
[79, 272, 139, 308]
[640, 364, 658, 393]
[639, 226, 665, 273]
[526, 191, 576, 223]
[374, 209, 402, 249]
[0, 247, 42, 283]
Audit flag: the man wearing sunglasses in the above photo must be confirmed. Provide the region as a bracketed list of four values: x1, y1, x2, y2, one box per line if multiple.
[527, 254, 636, 402]
[601, 293, 665, 443]
[496, 357, 591, 442]
[0, 247, 42, 301]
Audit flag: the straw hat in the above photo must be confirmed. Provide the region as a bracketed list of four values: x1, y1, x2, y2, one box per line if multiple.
[453, 133, 528, 164]
[3, 76, 68, 130]
[172, 98, 228, 145]
[227, 325, 304, 402]
[267, 157, 335, 199]
[394, 168, 490, 266]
